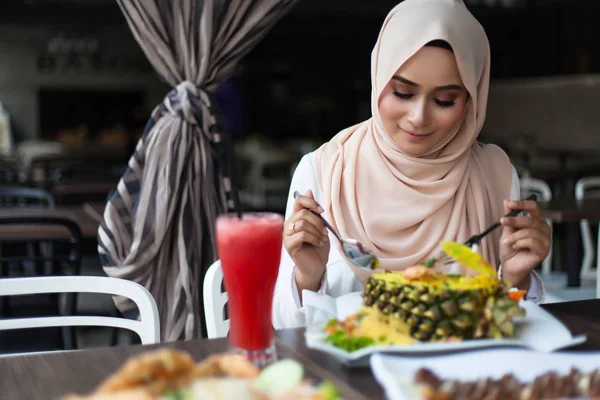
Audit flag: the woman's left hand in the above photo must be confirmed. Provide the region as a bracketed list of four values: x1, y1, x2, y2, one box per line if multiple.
[499, 199, 552, 289]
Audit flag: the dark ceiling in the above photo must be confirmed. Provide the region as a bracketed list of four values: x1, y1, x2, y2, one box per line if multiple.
[1, 0, 598, 27]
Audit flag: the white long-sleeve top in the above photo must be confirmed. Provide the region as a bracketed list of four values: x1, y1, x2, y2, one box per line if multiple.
[272, 152, 546, 329]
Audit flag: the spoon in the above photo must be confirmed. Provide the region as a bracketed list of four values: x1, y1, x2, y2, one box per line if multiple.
[293, 191, 378, 270]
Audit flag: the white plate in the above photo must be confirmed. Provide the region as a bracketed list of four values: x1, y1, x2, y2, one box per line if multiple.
[370, 349, 600, 400]
[303, 291, 587, 366]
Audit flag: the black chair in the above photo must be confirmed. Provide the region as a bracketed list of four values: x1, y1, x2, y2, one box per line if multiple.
[0, 216, 82, 353]
[0, 160, 21, 185]
[0, 186, 56, 294]
[0, 186, 55, 208]
[52, 163, 124, 184]
[50, 163, 121, 205]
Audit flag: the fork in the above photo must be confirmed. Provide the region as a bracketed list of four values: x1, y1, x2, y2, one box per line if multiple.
[292, 191, 378, 270]
[422, 194, 538, 267]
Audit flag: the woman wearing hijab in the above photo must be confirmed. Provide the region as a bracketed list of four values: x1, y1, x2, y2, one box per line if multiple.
[272, 0, 551, 329]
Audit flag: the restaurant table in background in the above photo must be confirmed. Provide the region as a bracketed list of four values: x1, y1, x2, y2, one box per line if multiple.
[540, 198, 600, 287]
[541, 198, 600, 224]
[0, 202, 105, 240]
[82, 202, 104, 223]
[515, 147, 600, 200]
[0, 299, 598, 400]
[51, 182, 116, 198]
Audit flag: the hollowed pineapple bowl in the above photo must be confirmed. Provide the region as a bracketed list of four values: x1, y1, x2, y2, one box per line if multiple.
[324, 242, 527, 351]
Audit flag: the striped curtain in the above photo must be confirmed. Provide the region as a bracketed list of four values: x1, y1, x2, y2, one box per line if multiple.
[98, 0, 297, 342]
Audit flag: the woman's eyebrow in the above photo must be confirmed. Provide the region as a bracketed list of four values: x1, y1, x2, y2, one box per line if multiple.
[392, 75, 418, 86]
[392, 75, 463, 91]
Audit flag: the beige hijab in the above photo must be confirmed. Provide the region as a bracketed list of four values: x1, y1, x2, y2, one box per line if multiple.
[314, 0, 512, 280]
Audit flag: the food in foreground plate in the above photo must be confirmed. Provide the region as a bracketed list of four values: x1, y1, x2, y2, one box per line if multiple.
[324, 242, 526, 351]
[413, 366, 600, 400]
[325, 307, 417, 351]
[62, 349, 341, 400]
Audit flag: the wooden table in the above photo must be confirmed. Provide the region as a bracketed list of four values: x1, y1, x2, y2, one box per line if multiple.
[540, 198, 600, 224]
[0, 335, 367, 400]
[0, 202, 105, 240]
[539, 198, 600, 287]
[0, 299, 598, 400]
[51, 182, 116, 197]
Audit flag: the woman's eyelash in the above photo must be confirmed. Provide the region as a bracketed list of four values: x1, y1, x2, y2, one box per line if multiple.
[393, 90, 455, 108]
[434, 99, 455, 108]
[393, 90, 413, 99]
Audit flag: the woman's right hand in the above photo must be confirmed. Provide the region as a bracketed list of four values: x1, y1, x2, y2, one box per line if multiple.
[283, 190, 330, 292]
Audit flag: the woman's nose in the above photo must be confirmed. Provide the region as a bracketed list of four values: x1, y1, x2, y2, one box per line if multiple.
[407, 99, 429, 128]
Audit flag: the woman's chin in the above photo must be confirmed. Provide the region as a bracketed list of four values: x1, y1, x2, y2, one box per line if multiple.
[392, 139, 436, 158]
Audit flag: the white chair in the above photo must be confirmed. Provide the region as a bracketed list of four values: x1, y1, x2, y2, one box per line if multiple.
[0, 276, 160, 349]
[519, 177, 554, 276]
[203, 260, 229, 339]
[575, 176, 600, 298]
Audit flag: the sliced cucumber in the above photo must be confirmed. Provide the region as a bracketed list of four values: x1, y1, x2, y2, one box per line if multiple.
[189, 379, 255, 400]
[160, 389, 192, 400]
[317, 380, 341, 400]
[254, 359, 304, 397]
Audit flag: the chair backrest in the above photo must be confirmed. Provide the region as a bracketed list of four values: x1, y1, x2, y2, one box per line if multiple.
[575, 177, 600, 297]
[0, 217, 83, 351]
[575, 176, 600, 200]
[0, 186, 55, 208]
[0, 276, 160, 345]
[203, 260, 229, 339]
[519, 177, 554, 276]
[519, 177, 552, 201]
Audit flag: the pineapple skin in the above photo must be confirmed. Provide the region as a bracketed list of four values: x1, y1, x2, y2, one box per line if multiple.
[362, 272, 525, 342]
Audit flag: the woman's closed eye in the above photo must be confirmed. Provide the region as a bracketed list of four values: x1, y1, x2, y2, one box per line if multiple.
[393, 90, 414, 100]
[434, 98, 455, 108]
[393, 90, 457, 108]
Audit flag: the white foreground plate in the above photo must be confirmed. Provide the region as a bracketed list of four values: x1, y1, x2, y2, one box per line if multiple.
[370, 349, 600, 400]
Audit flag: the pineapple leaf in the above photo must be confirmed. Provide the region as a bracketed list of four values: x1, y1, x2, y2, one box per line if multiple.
[440, 242, 497, 276]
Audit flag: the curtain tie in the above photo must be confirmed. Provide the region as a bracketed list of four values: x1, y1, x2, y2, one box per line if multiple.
[163, 81, 206, 125]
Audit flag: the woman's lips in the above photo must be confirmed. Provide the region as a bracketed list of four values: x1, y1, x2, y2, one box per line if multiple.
[401, 129, 432, 140]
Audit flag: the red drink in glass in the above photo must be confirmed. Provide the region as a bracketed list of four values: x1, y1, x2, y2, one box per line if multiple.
[216, 212, 283, 366]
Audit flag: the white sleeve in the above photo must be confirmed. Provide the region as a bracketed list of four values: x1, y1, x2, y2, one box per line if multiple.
[505, 166, 546, 304]
[272, 153, 328, 329]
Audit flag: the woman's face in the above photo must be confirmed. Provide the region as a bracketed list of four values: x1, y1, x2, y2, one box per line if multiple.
[378, 45, 469, 157]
